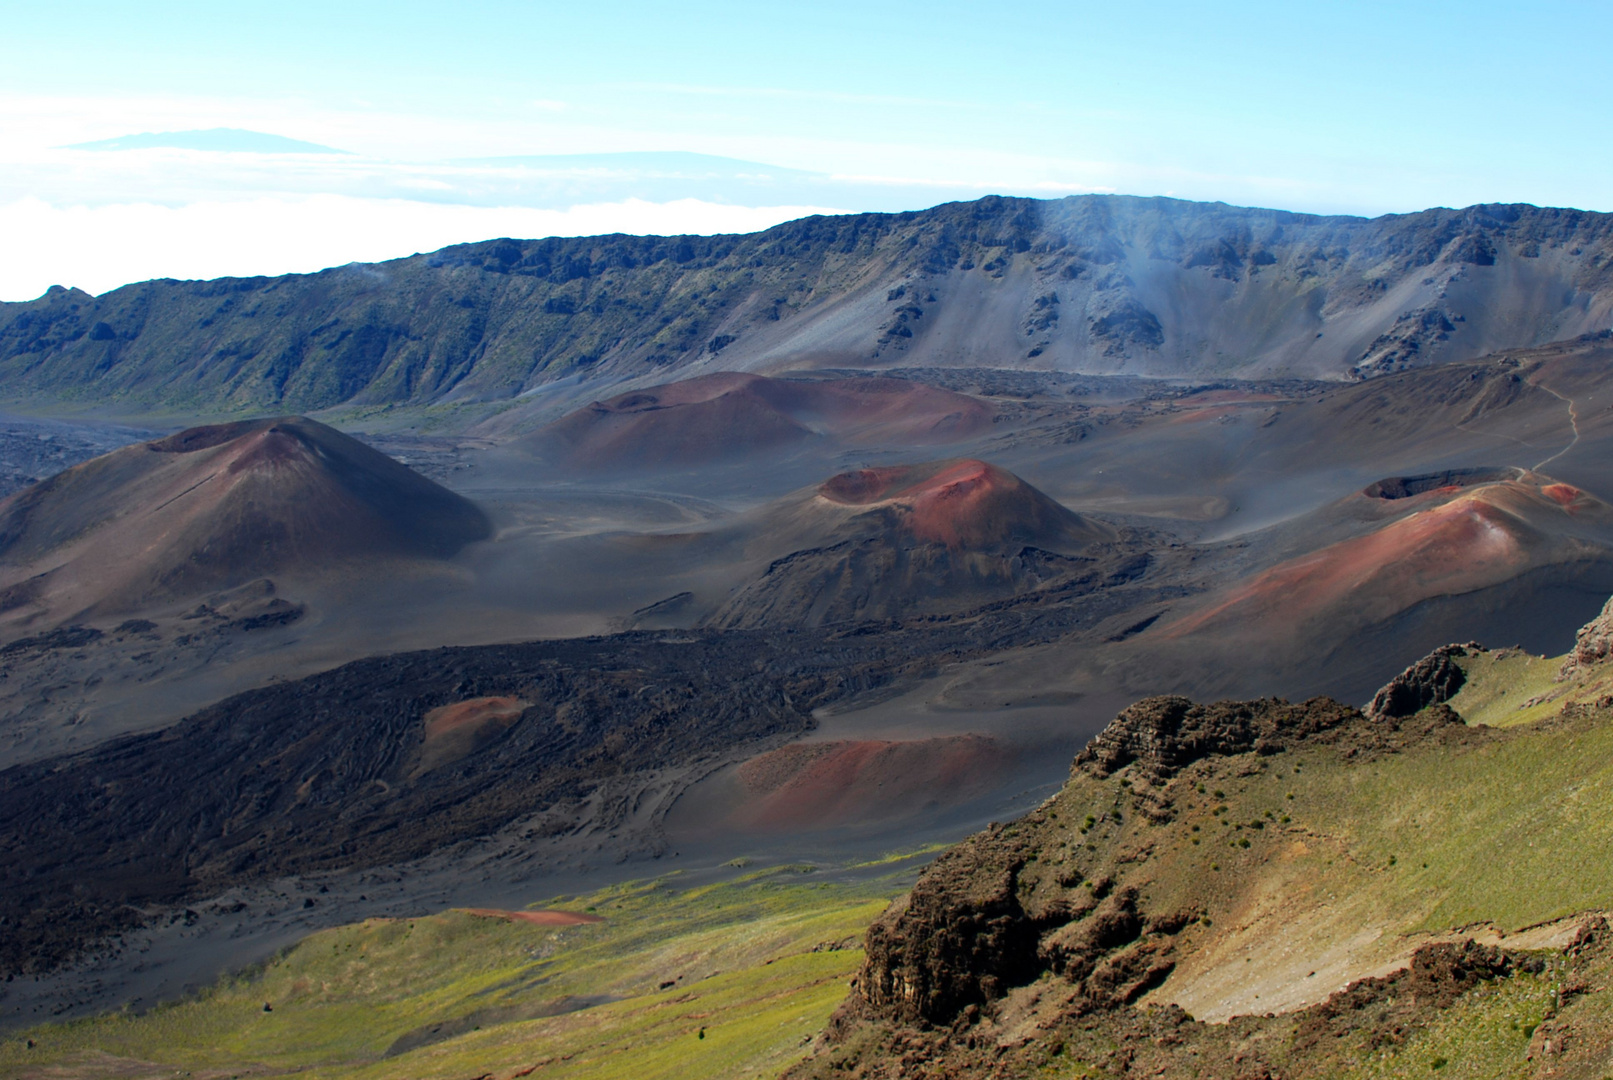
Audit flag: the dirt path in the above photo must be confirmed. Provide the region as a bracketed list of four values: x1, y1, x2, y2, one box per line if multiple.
[1529, 376, 1582, 470]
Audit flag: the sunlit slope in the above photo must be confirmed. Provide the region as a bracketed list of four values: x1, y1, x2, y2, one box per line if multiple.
[6, 199, 1613, 419]
[1094, 463, 1613, 701]
[0, 866, 907, 1080]
[1160, 470, 1612, 645]
[795, 650, 1613, 1077]
[0, 416, 490, 628]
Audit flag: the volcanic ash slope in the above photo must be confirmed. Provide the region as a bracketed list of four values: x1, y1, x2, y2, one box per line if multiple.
[521, 371, 993, 473]
[707, 458, 1128, 628]
[0, 416, 491, 629]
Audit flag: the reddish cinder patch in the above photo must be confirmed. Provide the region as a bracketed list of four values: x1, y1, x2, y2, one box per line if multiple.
[818, 459, 1087, 549]
[1164, 489, 1536, 639]
[1544, 483, 1583, 506]
[731, 735, 1012, 830]
[464, 908, 604, 926]
[530, 372, 993, 468]
[423, 696, 528, 743]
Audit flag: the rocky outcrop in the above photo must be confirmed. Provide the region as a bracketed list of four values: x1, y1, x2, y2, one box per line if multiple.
[842, 693, 1479, 1045]
[795, 693, 1580, 1080]
[1072, 695, 1360, 782]
[856, 828, 1044, 1025]
[798, 928, 1586, 1080]
[1365, 643, 1477, 719]
[850, 696, 1363, 1033]
[1560, 595, 1613, 680]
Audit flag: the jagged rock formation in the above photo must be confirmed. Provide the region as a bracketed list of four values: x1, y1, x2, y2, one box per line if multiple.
[799, 928, 1582, 1080]
[844, 697, 1415, 1031]
[1560, 595, 1613, 680]
[1072, 696, 1360, 782]
[5, 198, 1613, 414]
[1365, 643, 1477, 719]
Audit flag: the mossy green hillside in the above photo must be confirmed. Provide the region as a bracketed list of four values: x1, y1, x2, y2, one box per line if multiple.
[0, 865, 910, 1080]
[1038, 707, 1613, 943]
[961, 694, 1613, 1032]
[1446, 646, 1613, 729]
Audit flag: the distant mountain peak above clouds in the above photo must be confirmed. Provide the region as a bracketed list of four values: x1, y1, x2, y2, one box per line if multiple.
[450, 151, 820, 180]
[63, 128, 349, 154]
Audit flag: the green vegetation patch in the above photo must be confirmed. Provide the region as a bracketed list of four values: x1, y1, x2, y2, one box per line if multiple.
[1447, 648, 1570, 728]
[1338, 963, 1560, 1080]
[1014, 696, 1613, 1025]
[0, 865, 907, 1080]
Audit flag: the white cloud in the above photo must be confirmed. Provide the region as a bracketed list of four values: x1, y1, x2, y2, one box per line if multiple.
[0, 196, 845, 301]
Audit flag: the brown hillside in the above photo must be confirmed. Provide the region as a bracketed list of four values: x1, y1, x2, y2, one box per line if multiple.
[707, 459, 1127, 628]
[0, 416, 490, 628]
[525, 372, 992, 470]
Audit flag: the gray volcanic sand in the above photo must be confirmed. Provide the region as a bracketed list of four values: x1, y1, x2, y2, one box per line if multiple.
[5, 359, 1605, 763]
[8, 352, 1613, 1027]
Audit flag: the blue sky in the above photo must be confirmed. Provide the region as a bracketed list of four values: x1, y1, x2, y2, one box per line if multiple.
[2, 1, 1609, 298]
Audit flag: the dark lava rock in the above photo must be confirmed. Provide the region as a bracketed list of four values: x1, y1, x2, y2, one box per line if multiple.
[857, 826, 1044, 1025]
[0, 629, 874, 976]
[1365, 643, 1476, 720]
[1071, 695, 1359, 782]
[1561, 595, 1613, 679]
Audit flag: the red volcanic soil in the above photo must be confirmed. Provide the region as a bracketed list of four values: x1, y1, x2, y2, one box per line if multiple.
[1163, 477, 1604, 641]
[464, 908, 604, 926]
[423, 696, 528, 742]
[414, 696, 531, 777]
[1544, 483, 1586, 507]
[527, 372, 993, 469]
[0, 416, 490, 622]
[728, 735, 1012, 831]
[817, 459, 1101, 549]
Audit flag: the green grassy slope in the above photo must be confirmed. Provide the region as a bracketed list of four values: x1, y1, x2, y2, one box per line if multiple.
[0, 865, 911, 1080]
[1029, 697, 1613, 1022]
[1447, 646, 1613, 729]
